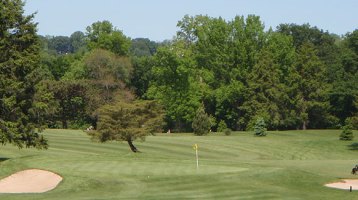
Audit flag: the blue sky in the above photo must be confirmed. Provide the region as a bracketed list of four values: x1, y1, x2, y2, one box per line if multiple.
[24, 0, 357, 41]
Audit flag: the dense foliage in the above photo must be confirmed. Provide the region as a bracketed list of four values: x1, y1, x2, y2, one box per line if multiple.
[0, 0, 48, 148]
[86, 20, 131, 56]
[339, 124, 354, 141]
[30, 15, 358, 133]
[217, 120, 228, 132]
[146, 16, 357, 132]
[2, 0, 357, 145]
[87, 100, 164, 152]
[223, 128, 232, 136]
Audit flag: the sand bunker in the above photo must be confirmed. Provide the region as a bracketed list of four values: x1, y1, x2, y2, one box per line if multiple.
[0, 169, 62, 193]
[325, 179, 358, 190]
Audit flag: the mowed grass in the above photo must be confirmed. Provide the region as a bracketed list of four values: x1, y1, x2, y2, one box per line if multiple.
[0, 129, 358, 199]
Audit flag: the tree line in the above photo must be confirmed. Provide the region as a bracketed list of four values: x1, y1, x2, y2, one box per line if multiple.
[1, 0, 357, 150]
[38, 15, 358, 132]
[145, 15, 357, 132]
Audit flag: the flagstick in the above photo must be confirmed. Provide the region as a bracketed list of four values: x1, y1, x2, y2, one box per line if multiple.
[196, 147, 199, 170]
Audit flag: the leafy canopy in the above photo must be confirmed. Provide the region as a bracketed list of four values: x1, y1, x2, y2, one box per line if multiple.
[88, 100, 164, 152]
[86, 20, 131, 56]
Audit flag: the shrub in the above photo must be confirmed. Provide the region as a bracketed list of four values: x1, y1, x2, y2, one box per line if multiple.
[224, 128, 232, 136]
[340, 125, 354, 141]
[217, 120, 228, 132]
[209, 115, 216, 132]
[192, 107, 211, 136]
[254, 117, 267, 136]
[346, 116, 358, 130]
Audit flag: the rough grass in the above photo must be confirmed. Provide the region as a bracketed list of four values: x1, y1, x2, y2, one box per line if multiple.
[0, 129, 358, 199]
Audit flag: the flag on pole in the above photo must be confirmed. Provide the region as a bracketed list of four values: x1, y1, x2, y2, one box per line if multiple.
[193, 144, 199, 169]
[193, 144, 198, 150]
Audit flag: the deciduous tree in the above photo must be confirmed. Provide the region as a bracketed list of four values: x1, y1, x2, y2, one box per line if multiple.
[86, 21, 131, 56]
[88, 100, 164, 152]
[83, 49, 133, 103]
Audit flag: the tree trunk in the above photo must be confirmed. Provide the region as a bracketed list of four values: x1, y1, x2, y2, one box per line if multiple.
[302, 121, 307, 130]
[62, 120, 68, 129]
[127, 140, 139, 153]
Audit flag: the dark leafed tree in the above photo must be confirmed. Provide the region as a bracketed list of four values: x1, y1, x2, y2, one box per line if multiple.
[47, 36, 72, 54]
[290, 42, 329, 129]
[70, 31, 87, 53]
[130, 38, 158, 57]
[240, 48, 289, 130]
[0, 0, 47, 148]
[51, 80, 90, 129]
[130, 56, 155, 98]
[83, 49, 133, 103]
[88, 100, 164, 152]
[330, 30, 358, 125]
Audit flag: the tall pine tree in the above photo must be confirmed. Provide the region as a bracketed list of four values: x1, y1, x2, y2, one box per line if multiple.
[289, 42, 329, 129]
[0, 0, 47, 148]
[241, 48, 289, 130]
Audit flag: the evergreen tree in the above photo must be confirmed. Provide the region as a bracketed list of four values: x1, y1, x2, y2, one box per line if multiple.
[290, 42, 330, 129]
[0, 0, 47, 148]
[339, 125, 354, 141]
[217, 120, 228, 132]
[192, 106, 211, 135]
[254, 117, 267, 136]
[241, 48, 289, 130]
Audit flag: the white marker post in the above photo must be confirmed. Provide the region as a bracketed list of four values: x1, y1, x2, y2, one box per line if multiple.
[193, 144, 199, 170]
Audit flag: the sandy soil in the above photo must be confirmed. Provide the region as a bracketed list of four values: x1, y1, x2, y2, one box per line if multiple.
[325, 179, 358, 190]
[0, 169, 62, 193]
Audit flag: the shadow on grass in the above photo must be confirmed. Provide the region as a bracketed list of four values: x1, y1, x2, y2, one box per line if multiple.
[0, 158, 9, 162]
[348, 143, 358, 150]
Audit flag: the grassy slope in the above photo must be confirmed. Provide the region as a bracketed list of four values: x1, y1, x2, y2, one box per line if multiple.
[0, 129, 357, 200]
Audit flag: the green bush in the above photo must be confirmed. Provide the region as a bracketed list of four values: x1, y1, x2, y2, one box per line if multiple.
[346, 116, 358, 130]
[192, 107, 211, 136]
[254, 117, 267, 136]
[224, 128, 232, 136]
[209, 115, 216, 131]
[217, 120, 228, 132]
[339, 125, 354, 141]
[68, 120, 92, 130]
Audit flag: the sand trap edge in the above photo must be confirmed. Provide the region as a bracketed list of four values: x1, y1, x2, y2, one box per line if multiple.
[0, 168, 63, 193]
[325, 179, 358, 190]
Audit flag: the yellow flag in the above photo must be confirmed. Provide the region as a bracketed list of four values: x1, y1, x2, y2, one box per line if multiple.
[193, 144, 198, 150]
